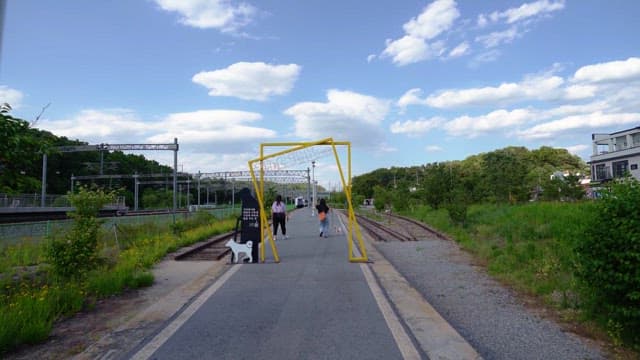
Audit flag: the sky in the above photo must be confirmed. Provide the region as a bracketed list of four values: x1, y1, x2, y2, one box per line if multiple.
[1, 0, 639, 191]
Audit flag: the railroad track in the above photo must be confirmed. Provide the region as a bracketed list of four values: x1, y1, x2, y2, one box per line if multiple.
[354, 214, 415, 242]
[354, 211, 447, 242]
[385, 212, 451, 241]
[174, 216, 281, 261]
[174, 231, 237, 261]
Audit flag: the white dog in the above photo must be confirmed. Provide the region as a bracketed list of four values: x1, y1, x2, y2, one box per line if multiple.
[225, 239, 253, 264]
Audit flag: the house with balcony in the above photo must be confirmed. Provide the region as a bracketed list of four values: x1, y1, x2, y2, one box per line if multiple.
[590, 126, 640, 183]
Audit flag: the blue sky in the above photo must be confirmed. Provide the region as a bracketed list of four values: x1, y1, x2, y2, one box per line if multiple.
[1, 0, 639, 190]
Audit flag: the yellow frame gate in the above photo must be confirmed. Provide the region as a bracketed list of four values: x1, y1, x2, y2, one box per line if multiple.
[248, 138, 368, 263]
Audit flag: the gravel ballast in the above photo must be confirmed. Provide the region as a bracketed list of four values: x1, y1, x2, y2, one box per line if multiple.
[371, 237, 606, 360]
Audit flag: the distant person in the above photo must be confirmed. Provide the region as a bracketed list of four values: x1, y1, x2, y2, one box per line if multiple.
[271, 195, 287, 240]
[316, 198, 329, 238]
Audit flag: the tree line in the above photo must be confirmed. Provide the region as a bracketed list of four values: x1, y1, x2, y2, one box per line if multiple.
[1, 113, 207, 208]
[351, 146, 588, 223]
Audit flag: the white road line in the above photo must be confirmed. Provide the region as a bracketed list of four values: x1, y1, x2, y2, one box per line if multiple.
[130, 264, 241, 360]
[360, 264, 422, 360]
[340, 215, 421, 360]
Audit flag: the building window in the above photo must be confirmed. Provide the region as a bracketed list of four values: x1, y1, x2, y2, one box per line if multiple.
[613, 160, 629, 178]
[595, 164, 609, 180]
[633, 133, 640, 146]
[631, 164, 638, 170]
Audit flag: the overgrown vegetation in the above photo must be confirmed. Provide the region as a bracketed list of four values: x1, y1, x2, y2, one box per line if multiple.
[353, 146, 587, 213]
[576, 177, 640, 347]
[353, 147, 638, 353]
[0, 188, 236, 354]
[401, 199, 639, 353]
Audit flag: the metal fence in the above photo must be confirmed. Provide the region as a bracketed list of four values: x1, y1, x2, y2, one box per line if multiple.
[0, 193, 126, 208]
[0, 208, 240, 247]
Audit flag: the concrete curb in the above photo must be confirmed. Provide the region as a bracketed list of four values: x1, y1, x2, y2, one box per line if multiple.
[343, 212, 482, 360]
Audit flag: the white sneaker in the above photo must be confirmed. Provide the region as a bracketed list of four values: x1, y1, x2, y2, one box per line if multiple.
[284, 235, 289, 239]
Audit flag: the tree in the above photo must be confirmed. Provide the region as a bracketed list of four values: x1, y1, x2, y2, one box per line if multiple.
[421, 162, 452, 209]
[372, 185, 391, 212]
[0, 114, 52, 193]
[46, 186, 116, 279]
[483, 147, 530, 203]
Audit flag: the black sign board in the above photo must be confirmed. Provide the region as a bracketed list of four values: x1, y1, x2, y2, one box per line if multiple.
[237, 188, 261, 244]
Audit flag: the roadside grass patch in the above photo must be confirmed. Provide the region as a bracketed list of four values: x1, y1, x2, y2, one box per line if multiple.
[0, 211, 236, 355]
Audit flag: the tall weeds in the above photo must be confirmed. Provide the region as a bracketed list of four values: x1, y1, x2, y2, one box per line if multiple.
[0, 212, 236, 354]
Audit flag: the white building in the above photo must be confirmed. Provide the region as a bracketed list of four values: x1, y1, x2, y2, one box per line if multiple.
[590, 126, 640, 182]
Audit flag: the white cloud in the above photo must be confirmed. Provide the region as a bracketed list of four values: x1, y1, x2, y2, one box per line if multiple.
[382, 36, 431, 66]
[518, 112, 640, 140]
[403, 0, 460, 39]
[572, 57, 640, 84]
[397, 88, 429, 109]
[192, 62, 301, 101]
[448, 42, 469, 58]
[479, 0, 565, 26]
[399, 58, 640, 112]
[390, 117, 444, 136]
[477, 14, 489, 28]
[153, 0, 256, 34]
[397, 76, 565, 109]
[564, 144, 588, 155]
[475, 26, 519, 48]
[0, 86, 24, 109]
[472, 1, 564, 61]
[541, 101, 609, 118]
[394, 58, 640, 143]
[425, 74, 564, 108]
[470, 49, 502, 66]
[563, 84, 597, 100]
[37, 108, 276, 158]
[284, 90, 391, 147]
[148, 110, 276, 150]
[38, 109, 152, 142]
[367, 54, 377, 63]
[381, 0, 459, 66]
[444, 108, 535, 137]
[425, 145, 444, 152]
[147, 151, 257, 174]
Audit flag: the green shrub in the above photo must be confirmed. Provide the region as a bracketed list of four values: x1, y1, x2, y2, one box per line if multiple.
[46, 186, 115, 279]
[576, 177, 640, 345]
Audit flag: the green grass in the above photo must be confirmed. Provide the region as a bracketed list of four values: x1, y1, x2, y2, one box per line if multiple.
[0, 238, 46, 270]
[403, 201, 594, 305]
[0, 213, 237, 354]
[405, 200, 640, 356]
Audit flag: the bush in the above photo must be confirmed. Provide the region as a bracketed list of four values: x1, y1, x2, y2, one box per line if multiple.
[46, 186, 115, 279]
[576, 177, 640, 345]
[445, 189, 470, 226]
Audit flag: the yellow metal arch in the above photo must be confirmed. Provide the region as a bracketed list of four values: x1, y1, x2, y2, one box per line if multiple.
[248, 138, 368, 263]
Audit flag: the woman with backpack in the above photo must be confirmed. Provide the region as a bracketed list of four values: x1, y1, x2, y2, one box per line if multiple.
[316, 198, 329, 238]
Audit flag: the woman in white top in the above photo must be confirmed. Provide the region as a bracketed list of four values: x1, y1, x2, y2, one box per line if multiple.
[271, 195, 287, 240]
